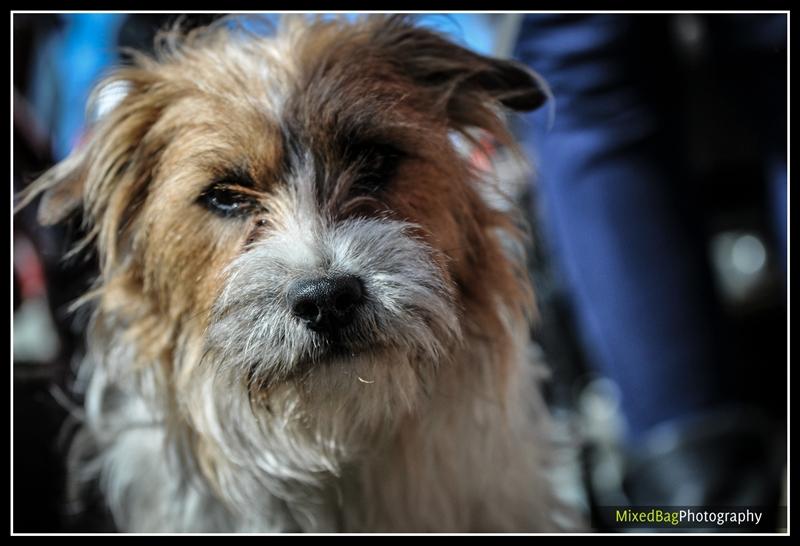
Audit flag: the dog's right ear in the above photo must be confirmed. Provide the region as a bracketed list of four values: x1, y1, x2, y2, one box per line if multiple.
[15, 78, 134, 226]
[16, 149, 87, 226]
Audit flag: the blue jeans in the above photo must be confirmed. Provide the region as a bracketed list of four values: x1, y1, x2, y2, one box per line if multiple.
[513, 14, 786, 441]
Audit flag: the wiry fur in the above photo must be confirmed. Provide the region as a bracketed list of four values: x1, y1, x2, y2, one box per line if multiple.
[19, 15, 573, 532]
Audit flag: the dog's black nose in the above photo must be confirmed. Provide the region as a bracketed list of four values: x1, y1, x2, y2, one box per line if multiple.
[288, 275, 364, 335]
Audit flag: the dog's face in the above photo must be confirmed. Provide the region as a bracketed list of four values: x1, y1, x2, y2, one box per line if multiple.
[24, 16, 545, 460]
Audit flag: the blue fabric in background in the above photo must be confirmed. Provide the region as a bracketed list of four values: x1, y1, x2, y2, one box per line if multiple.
[32, 14, 127, 160]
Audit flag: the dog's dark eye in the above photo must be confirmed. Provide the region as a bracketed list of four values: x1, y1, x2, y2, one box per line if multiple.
[198, 184, 256, 218]
[350, 143, 406, 194]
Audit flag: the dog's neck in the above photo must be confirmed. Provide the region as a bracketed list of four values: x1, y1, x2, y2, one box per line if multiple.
[305, 325, 558, 533]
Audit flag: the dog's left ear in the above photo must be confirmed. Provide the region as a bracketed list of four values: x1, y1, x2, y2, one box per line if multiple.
[458, 56, 547, 112]
[373, 16, 547, 115]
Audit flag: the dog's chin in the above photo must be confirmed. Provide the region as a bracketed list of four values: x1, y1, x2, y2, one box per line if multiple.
[256, 338, 436, 434]
[288, 338, 387, 381]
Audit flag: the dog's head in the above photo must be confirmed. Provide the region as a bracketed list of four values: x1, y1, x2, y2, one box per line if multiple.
[20, 15, 546, 465]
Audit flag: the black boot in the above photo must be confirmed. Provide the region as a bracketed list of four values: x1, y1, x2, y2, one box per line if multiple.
[621, 408, 785, 532]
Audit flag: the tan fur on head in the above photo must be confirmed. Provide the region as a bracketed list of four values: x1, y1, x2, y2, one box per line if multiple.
[19, 15, 574, 532]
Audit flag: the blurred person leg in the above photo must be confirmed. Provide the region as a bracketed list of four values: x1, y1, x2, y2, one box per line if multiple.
[514, 14, 783, 516]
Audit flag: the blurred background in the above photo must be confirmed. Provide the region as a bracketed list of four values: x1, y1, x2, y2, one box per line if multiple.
[13, 13, 787, 532]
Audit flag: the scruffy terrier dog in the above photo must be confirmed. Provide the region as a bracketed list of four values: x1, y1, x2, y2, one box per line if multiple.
[20, 15, 567, 532]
